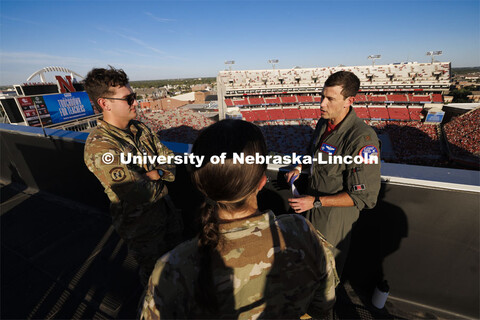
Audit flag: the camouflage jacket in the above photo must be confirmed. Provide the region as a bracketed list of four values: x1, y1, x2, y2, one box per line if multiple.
[140, 210, 339, 319]
[84, 119, 175, 240]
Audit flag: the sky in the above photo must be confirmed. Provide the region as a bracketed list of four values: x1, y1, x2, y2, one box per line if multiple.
[0, 0, 479, 85]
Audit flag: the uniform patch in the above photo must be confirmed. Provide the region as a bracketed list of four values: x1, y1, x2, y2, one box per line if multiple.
[359, 145, 379, 164]
[320, 143, 337, 155]
[109, 167, 126, 182]
[352, 184, 366, 192]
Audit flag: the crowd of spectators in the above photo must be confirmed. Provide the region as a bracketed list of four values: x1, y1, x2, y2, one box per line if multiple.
[136, 108, 214, 144]
[443, 108, 480, 159]
[366, 120, 445, 165]
[136, 106, 478, 168]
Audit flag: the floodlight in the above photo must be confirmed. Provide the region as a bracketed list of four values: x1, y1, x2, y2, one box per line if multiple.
[426, 51, 442, 63]
[367, 55, 381, 66]
[268, 59, 279, 69]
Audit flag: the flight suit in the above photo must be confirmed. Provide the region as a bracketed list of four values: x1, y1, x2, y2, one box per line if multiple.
[84, 119, 182, 284]
[306, 107, 381, 276]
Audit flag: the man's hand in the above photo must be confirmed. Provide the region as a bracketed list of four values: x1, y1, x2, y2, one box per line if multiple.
[285, 168, 301, 184]
[288, 195, 314, 213]
[145, 170, 161, 181]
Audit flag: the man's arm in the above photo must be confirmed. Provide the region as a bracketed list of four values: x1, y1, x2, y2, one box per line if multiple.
[84, 139, 165, 205]
[288, 192, 354, 213]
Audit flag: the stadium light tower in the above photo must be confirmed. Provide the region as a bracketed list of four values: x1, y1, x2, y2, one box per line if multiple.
[224, 60, 235, 71]
[367, 55, 381, 67]
[268, 59, 279, 70]
[426, 51, 442, 64]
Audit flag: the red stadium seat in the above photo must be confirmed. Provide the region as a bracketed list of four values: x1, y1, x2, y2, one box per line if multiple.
[267, 109, 285, 120]
[432, 94, 443, 103]
[387, 106, 410, 121]
[248, 97, 265, 105]
[368, 95, 387, 102]
[252, 109, 269, 121]
[387, 94, 409, 102]
[297, 95, 314, 103]
[225, 99, 234, 107]
[368, 106, 389, 120]
[355, 94, 367, 102]
[300, 108, 317, 119]
[283, 108, 301, 120]
[241, 110, 256, 122]
[280, 96, 297, 104]
[408, 106, 423, 121]
[408, 94, 431, 102]
[265, 97, 281, 104]
[233, 98, 248, 106]
[353, 106, 370, 119]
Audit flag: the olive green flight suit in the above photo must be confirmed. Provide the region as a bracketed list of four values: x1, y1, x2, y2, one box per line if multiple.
[306, 108, 381, 276]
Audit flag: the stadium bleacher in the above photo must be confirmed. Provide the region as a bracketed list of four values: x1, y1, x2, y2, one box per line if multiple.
[368, 106, 389, 120]
[353, 105, 370, 119]
[387, 106, 411, 121]
[408, 106, 424, 121]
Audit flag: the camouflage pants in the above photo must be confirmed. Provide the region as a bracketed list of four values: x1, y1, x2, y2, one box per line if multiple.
[123, 195, 184, 286]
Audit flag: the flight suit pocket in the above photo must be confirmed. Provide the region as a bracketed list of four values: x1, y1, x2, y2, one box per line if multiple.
[348, 167, 366, 193]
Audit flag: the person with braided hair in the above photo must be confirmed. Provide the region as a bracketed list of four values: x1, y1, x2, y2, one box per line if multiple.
[140, 119, 338, 319]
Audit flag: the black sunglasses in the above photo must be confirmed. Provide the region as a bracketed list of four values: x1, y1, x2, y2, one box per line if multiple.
[102, 92, 137, 106]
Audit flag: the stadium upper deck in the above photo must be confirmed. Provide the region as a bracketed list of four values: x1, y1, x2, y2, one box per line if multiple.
[218, 62, 450, 93]
[217, 61, 451, 121]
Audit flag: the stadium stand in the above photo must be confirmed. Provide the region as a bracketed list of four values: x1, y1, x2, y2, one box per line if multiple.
[368, 106, 389, 120]
[248, 97, 265, 105]
[368, 95, 387, 102]
[408, 106, 424, 121]
[267, 108, 285, 121]
[387, 94, 409, 102]
[297, 95, 314, 103]
[408, 94, 431, 102]
[299, 108, 317, 119]
[355, 94, 367, 102]
[265, 97, 281, 104]
[387, 106, 411, 121]
[225, 99, 234, 107]
[280, 96, 297, 104]
[353, 105, 370, 119]
[135, 108, 214, 144]
[283, 107, 301, 120]
[443, 108, 480, 159]
[432, 93, 443, 103]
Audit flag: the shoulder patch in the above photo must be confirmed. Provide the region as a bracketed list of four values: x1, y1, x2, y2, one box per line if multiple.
[320, 143, 337, 155]
[359, 145, 379, 164]
[109, 167, 127, 182]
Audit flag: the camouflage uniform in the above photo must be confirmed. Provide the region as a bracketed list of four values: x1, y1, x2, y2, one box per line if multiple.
[140, 210, 339, 319]
[84, 119, 182, 284]
[307, 107, 381, 276]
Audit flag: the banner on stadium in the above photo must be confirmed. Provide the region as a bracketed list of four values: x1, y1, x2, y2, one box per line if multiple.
[17, 96, 41, 127]
[425, 111, 445, 123]
[42, 92, 94, 124]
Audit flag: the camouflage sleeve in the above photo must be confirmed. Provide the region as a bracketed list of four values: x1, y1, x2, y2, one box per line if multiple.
[345, 132, 381, 211]
[147, 126, 176, 182]
[84, 138, 164, 205]
[139, 254, 189, 319]
[306, 221, 339, 317]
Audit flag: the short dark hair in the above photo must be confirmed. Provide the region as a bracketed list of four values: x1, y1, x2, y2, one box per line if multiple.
[83, 66, 129, 112]
[324, 71, 360, 99]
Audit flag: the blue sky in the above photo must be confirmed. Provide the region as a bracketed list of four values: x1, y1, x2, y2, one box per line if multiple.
[0, 0, 479, 85]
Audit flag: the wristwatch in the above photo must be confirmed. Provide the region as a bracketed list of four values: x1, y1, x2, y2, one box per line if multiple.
[157, 169, 164, 177]
[313, 196, 322, 208]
